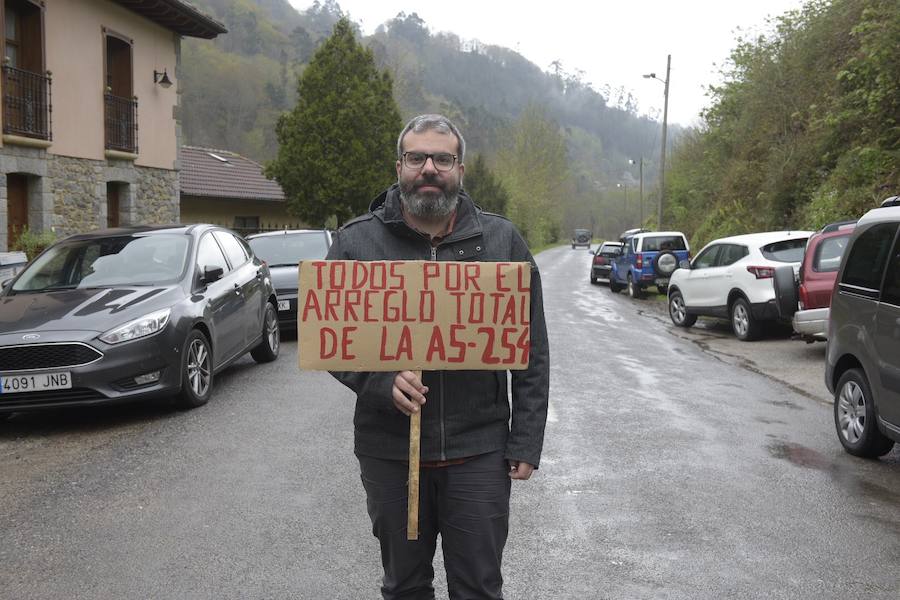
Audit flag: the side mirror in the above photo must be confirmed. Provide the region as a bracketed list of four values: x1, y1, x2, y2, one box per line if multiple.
[679, 259, 691, 270]
[202, 265, 224, 284]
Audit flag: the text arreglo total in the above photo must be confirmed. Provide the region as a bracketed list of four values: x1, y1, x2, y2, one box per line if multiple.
[299, 260, 532, 369]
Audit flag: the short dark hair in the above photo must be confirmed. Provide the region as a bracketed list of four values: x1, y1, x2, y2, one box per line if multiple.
[397, 114, 466, 163]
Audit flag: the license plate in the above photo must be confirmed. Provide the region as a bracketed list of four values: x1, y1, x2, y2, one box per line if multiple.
[0, 371, 72, 394]
[277, 300, 290, 312]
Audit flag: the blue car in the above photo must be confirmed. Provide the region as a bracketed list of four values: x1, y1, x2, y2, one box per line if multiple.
[609, 231, 691, 298]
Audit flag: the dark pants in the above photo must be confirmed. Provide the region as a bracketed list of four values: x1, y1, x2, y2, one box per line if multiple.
[358, 451, 511, 600]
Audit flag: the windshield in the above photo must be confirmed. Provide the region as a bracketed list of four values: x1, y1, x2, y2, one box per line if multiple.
[12, 234, 190, 292]
[248, 232, 330, 265]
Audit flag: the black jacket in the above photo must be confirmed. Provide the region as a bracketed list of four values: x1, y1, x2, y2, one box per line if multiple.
[326, 184, 550, 467]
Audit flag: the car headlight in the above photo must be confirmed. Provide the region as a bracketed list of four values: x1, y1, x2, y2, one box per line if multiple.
[99, 308, 171, 344]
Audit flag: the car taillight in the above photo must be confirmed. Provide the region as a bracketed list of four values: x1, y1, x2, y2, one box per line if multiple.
[636, 253, 643, 269]
[746, 265, 775, 279]
[798, 284, 808, 310]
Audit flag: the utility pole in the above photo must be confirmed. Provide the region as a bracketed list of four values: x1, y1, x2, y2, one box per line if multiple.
[630, 157, 644, 227]
[644, 55, 671, 230]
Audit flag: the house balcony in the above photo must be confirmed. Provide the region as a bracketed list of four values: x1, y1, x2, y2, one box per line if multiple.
[104, 93, 138, 156]
[1, 64, 52, 143]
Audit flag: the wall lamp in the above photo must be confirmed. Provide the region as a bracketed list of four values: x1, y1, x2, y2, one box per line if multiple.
[153, 69, 172, 88]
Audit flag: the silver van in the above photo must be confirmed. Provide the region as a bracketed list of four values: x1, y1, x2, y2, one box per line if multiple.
[826, 204, 900, 457]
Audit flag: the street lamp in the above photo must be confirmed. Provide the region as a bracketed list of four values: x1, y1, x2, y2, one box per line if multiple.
[629, 157, 644, 227]
[643, 54, 671, 229]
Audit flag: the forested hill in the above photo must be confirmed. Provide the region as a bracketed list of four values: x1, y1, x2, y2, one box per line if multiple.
[179, 0, 671, 238]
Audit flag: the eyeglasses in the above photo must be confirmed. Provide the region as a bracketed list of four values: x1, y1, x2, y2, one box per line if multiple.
[401, 152, 458, 171]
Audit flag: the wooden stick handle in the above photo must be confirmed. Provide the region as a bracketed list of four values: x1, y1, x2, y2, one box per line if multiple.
[407, 370, 422, 541]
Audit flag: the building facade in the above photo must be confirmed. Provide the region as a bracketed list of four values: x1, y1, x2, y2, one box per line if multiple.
[0, 0, 225, 251]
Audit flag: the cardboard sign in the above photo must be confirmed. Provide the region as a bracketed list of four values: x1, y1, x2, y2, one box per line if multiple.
[298, 260, 531, 371]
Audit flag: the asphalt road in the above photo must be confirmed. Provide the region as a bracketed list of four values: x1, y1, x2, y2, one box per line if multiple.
[1, 245, 898, 599]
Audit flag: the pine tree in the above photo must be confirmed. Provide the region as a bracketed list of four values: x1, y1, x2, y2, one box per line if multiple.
[463, 154, 509, 215]
[266, 18, 402, 227]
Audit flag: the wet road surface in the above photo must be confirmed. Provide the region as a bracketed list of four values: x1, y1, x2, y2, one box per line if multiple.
[0, 244, 898, 599]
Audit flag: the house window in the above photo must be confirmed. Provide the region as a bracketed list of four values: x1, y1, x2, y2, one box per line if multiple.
[2, 0, 49, 140]
[234, 216, 260, 235]
[103, 30, 137, 153]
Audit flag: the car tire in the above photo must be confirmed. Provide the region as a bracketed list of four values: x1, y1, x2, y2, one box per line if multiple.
[834, 368, 895, 458]
[627, 274, 643, 299]
[609, 275, 623, 293]
[653, 251, 679, 277]
[251, 302, 280, 363]
[773, 265, 798, 318]
[730, 297, 761, 341]
[668, 290, 697, 327]
[175, 329, 213, 409]
[590, 273, 598, 284]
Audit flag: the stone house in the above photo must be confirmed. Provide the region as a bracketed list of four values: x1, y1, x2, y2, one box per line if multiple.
[0, 0, 225, 251]
[180, 145, 303, 235]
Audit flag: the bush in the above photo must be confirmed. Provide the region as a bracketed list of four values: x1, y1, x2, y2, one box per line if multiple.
[11, 228, 57, 260]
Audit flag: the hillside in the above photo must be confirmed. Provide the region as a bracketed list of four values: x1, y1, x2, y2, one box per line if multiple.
[179, 0, 671, 238]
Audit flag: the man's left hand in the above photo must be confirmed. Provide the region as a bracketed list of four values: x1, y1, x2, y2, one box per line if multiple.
[508, 461, 535, 480]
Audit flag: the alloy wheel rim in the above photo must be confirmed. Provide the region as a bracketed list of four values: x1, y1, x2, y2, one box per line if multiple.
[733, 304, 749, 336]
[671, 296, 685, 323]
[837, 380, 865, 443]
[187, 338, 211, 397]
[267, 309, 280, 353]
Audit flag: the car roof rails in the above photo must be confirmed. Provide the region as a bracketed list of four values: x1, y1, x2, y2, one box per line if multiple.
[880, 196, 900, 208]
[821, 219, 857, 233]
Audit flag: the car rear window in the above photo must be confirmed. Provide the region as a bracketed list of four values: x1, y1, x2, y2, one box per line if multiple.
[599, 244, 621, 255]
[813, 234, 850, 272]
[249, 232, 330, 266]
[641, 236, 687, 252]
[760, 238, 808, 263]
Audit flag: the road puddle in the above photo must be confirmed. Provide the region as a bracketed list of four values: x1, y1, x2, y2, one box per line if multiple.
[767, 441, 831, 470]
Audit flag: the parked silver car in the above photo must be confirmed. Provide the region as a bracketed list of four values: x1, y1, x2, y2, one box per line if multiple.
[826, 204, 900, 457]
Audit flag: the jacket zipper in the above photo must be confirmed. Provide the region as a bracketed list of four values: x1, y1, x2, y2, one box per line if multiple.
[428, 244, 447, 460]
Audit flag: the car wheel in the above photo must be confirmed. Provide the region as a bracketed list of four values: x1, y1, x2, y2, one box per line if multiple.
[590, 275, 597, 284]
[251, 302, 280, 363]
[834, 368, 895, 458]
[609, 275, 623, 293]
[730, 297, 761, 341]
[175, 329, 213, 409]
[668, 290, 697, 327]
[653, 251, 678, 278]
[773, 265, 799, 319]
[627, 274, 643, 299]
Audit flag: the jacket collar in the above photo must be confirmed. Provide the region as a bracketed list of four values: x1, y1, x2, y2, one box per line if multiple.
[371, 184, 483, 242]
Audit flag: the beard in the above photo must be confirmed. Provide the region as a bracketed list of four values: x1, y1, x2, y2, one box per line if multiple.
[399, 174, 460, 220]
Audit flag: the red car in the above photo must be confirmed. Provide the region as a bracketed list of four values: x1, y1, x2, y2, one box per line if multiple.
[786, 220, 856, 341]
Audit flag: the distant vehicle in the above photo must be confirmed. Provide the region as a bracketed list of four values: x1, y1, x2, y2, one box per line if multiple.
[590, 242, 623, 284]
[667, 230, 812, 341]
[774, 220, 855, 342]
[826, 204, 900, 457]
[609, 231, 690, 297]
[571, 229, 592, 249]
[246, 229, 332, 330]
[0, 225, 279, 416]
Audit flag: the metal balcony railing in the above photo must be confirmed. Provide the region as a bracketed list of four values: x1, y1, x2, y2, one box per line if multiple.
[104, 93, 138, 154]
[1, 65, 52, 140]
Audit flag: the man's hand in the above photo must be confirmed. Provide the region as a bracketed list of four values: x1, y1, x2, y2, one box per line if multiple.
[392, 371, 428, 416]
[508, 461, 535, 480]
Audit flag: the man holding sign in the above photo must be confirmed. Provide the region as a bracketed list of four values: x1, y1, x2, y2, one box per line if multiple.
[325, 114, 549, 600]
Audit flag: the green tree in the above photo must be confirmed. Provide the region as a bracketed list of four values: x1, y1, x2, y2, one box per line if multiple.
[266, 17, 402, 226]
[462, 154, 509, 215]
[497, 105, 571, 246]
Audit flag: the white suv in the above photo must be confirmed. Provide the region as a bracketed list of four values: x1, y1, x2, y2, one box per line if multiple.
[667, 230, 812, 340]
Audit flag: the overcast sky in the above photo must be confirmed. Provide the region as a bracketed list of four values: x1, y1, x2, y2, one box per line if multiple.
[287, 0, 807, 127]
